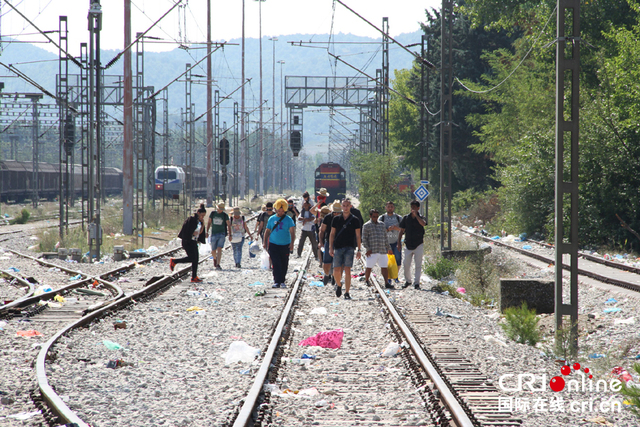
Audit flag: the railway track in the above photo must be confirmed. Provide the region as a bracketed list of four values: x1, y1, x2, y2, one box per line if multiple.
[459, 228, 640, 292]
[229, 253, 522, 427]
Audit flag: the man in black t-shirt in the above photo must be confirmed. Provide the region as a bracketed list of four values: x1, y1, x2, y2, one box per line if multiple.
[318, 204, 340, 285]
[329, 200, 362, 300]
[256, 202, 274, 242]
[398, 200, 426, 290]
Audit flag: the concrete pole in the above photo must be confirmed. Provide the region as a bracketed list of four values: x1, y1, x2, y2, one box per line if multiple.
[123, 0, 133, 234]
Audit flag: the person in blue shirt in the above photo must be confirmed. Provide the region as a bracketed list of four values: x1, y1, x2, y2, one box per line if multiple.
[263, 198, 296, 288]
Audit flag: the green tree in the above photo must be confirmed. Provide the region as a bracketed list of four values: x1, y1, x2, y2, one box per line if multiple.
[349, 153, 412, 216]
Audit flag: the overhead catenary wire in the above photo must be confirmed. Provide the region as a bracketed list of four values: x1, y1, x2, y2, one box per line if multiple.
[454, 5, 557, 95]
[2, 0, 83, 68]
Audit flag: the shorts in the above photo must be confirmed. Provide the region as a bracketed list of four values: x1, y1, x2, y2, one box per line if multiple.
[209, 233, 226, 250]
[333, 246, 355, 269]
[365, 252, 389, 269]
[322, 241, 333, 265]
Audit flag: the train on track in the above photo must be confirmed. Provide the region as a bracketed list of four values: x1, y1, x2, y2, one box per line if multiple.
[0, 160, 122, 203]
[0, 160, 217, 203]
[314, 162, 347, 201]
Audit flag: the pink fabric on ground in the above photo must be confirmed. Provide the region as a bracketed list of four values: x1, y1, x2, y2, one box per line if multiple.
[299, 328, 344, 349]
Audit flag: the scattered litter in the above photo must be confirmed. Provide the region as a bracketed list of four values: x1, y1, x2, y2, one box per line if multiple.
[263, 383, 280, 393]
[584, 416, 613, 426]
[103, 340, 123, 350]
[117, 278, 131, 283]
[47, 267, 61, 272]
[522, 245, 533, 250]
[588, 354, 606, 359]
[54, 295, 65, 303]
[380, 342, 401, 357]
[34, 285, 53, 295]
[603, 307, 622, 314]
[484, 335, 508, 347]
[0, 320, 7, 331]
[310, 307, 327, 315]
[239, 369, 251, 375]
[436, 307, 462, 319]
[299, 387, 319, 396]
[487, 312, 501, 320]
[75, 288, 105, 296]
[614, 317, 635, 325]
[186, 306, 203, 312]
[308, 281, 324, 287]
[315, 400, 328, 407]
[69, 274, 82, 281]
[456, 287, 466, 294]
[612, 366, 633, 383]
[222, 341, 260, 364]
[285, 358, 312, 366]
[605, 298, 618, 304]
[106, 359, 134, 369]
[47, 302, 62, 308]
[5, 267, 19, 272]
[16, 330, 43, 337]
[299, 328, 344, 349]
[248, 281, 265, 286]
[254, 290, 266, 297]
[7, 411, 41, 421]
[301, 354, 316, 359]
[113, 321, 127, 330]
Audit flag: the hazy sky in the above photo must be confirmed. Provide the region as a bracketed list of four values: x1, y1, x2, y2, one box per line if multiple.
[1, 0, 441, 55]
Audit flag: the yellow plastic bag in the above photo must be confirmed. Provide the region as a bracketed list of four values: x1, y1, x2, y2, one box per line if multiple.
[387, 254, 398, 280]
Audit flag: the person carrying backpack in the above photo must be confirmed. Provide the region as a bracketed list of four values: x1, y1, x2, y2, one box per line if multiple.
[170, 204, 207, 282]
[228, 207, 253, 268]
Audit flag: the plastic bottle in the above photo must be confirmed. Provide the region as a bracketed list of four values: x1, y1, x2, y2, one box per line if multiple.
[284, 358, 311, 367]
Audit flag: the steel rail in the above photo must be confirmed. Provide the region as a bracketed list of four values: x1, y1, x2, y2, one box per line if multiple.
[37, 265, 193, 426]
[460, 229, 640, 292]
[35, 212, 262, 425]
[232, 250, 312, 427]
[361, 257, 476, 427]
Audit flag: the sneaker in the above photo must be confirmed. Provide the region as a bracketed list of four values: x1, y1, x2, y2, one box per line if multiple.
[280, 283, 287, 288]
[322, 275, 331, 286]
[335, 285, 342, 298]
[414, 283, 421, 290]
[402, 281, 412, 289]
[385, 283, 395, 290]
[169, 258, 176, 272]
[216, 265, 222, 271]
[344, 292, 352, 300]
[272, 283, 280, 288]
[191, 277, 203, 283]
[236, 263, 241, 268]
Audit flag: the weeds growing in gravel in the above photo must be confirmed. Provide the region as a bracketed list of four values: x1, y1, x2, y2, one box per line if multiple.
[501, 302, 541, 346]
[620, 364, 640, 418]
[9, 208, 30, 224]
[424, 257, 457, 280]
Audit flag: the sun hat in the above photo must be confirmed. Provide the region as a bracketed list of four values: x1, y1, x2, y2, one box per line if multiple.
[331, 201, 342, 213]
[216, 202, 225, 210]
[317, 188, 330, 197]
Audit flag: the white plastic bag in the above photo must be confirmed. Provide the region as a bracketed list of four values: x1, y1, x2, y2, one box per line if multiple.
[222, 341, 260, 364]
[249, 241, 261, 255]
[380, 342, 401, 357]
[260, 250, 270, 269]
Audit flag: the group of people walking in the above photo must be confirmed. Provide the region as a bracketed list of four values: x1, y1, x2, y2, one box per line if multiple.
[169, 190, 427, 297]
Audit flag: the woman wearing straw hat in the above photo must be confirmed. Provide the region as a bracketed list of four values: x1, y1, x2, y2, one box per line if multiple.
[316, 188, 330, 206]
[263, 198, 296, 288]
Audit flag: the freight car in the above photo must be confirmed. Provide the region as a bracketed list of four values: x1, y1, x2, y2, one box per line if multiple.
[0, 160, 123, 203]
